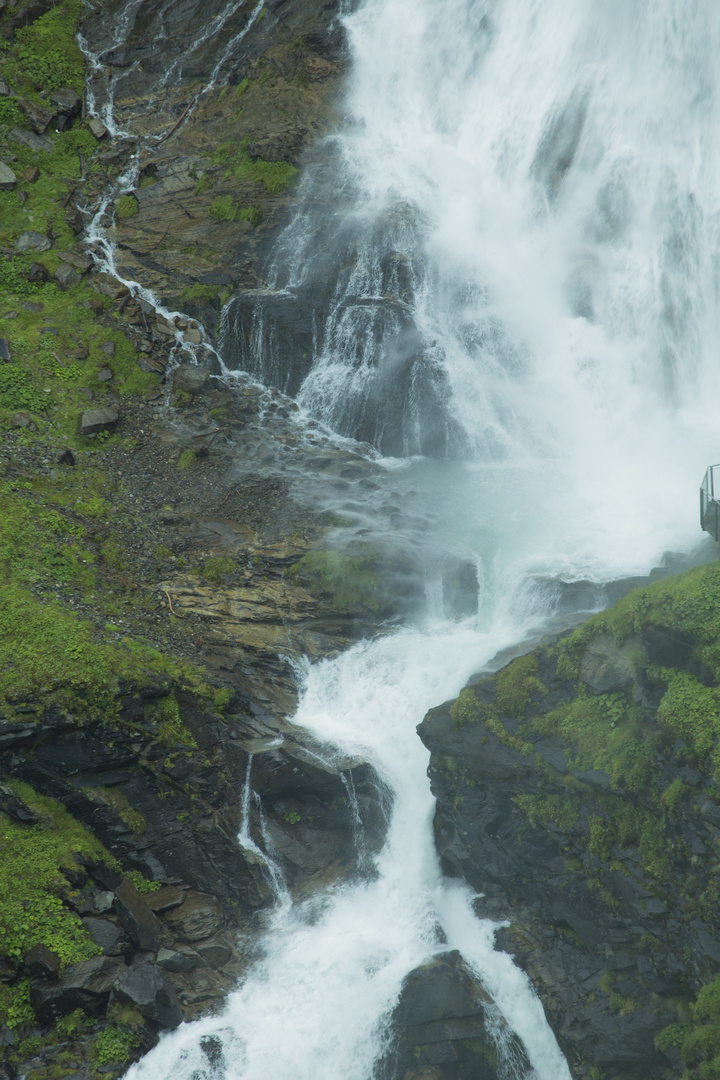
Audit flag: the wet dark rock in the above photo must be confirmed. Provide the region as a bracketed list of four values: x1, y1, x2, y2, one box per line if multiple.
[156, 947, 198, 973]
[145, 886, 186, 913]
[162, 892, 224, 942]
[30, 956, 125, 1023]
[114, 879, 169, 951]
[378, 951, 520, 1080]
[23, 944, 60, 978]
[194, 939, 232, 969]
[78, 405, 119, 436]
[113, 961, 183, 1029]
[0, 338, 10, 362]
[81, 917, 131, 956]
[172, 363, 209, 396]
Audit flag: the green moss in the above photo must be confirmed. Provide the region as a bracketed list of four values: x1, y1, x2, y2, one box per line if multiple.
[202, 556, 235, 582]
[83, 786, 146, 840]
[531, 690, 658, 794]
[287, 548, 388, 613]
[115, 194, 139, 220]
[207, 195, 263, 226]
[177, 448, 195, 471]
[657, 669, 720, 774]
[515, 793, 579, 831]
[0, 782, 120, 1024]
[659, 975, 720, 1079]
[145, 693, 197, 748]
[193, 172, 214, 196]
[496, 653, 548, 718]
[180, 283, 219, 304]
[8, 0, 86, 95]
[213, 687, 232, 710]
[450, 687, 482, 728]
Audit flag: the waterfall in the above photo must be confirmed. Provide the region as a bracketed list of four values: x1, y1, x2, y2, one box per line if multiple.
[126, 1, 720, 1077]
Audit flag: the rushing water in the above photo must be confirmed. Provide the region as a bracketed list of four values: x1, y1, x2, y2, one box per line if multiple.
[119, 0, 720, 1076]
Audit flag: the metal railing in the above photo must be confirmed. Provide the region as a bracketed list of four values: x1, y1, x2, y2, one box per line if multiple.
[701, 465, 720, 541]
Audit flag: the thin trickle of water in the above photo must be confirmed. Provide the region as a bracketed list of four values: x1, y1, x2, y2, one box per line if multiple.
[237, 755, 290, 907]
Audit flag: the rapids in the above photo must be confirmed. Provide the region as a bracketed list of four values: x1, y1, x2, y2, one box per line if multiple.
[113, 0, 720, 1075]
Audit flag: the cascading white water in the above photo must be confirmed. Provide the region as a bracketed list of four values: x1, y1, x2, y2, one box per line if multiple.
[126, 1, 720, 1077]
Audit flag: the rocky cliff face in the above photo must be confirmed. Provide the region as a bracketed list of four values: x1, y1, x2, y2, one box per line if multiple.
[419, 560, 720, 1080]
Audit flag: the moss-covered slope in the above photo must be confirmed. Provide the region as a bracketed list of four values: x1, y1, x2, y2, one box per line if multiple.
[420, 559, 720, 1080]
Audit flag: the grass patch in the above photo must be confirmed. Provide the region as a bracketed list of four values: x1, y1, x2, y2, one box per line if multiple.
[208, 194, 264, 226]
[144, 693, 197, 749]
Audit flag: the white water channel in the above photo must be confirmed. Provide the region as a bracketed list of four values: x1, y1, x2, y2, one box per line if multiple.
[125, 0, 720, 1076]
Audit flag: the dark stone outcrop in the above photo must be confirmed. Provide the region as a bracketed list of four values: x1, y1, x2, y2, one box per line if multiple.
[113, 961, 183, 1029]
[30, 956, 126, 1023]
[114, 879, 169, 951]
[378, 951, 527, 1080]
[418, 620, 720, 1080]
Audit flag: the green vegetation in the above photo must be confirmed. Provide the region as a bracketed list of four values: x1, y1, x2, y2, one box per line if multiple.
[90, 1022, 141, 1067]
[496, 653, 548, 718]
[181, 282, 219, 303]
[450, 687, 482, 728]
[115, 194, 139, 220]
[193, 172, 214, 196]
[287, 547, 388, 613]
[5, 0, 86, 96]
[659, 976, 720, 1079]
[177, 447, 196, 471]
[210, 140, 298, 193]
[83, 786, 146, 840]
[202, 556, 235, 582]
[514, 792, 579, 831]
[208, 194, 264, 227]
[144, 693, 197, 749]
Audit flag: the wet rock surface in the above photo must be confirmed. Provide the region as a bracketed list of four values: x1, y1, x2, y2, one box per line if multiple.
[378, 951, 526, 1080]
[419, 618, 720, 1080]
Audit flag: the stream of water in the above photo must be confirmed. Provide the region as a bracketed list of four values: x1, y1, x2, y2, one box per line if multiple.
[84, 0, 720, 1075]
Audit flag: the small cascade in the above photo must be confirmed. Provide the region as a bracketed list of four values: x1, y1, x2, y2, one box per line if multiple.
[237, 755, 291, 908]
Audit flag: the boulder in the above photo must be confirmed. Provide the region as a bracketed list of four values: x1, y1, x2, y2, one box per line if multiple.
[78, 406, 119, 437]
[23, 165, 39, 183]
[114, 879, 169, 951]
[89, 272, 129, 300]
[145, 886, 186, 914]
[113, 961, 183, 1028]
[30, 956, 125, 1023]
[11, 412, 37, 430]
[50, 87, 82, 120]
[579, 633, 642, 694]
[156, 947, 198, 973]
[57, 250, 93, 273]
[23, 944, 60, 978]
[15, 230, 51, 253]
[27, 260, 49, 282]
[17, 97, 54, 134]
[81, 916, 131, 956]
[9, 127, 53, 153]
[0, 162, 17, 190]
[378, 951, 523, 1080]
[97, 365, 113, 382]
[54, 262, 81, 289]
[194, 939, 232, 968]
[0, 338, 10, 362]
[162, 891, 224, 942]
[87, 116, 108, 139]
[172, 362, 209, 396]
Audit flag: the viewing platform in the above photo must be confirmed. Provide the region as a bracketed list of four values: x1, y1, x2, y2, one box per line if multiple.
[701, 465, 720, 541]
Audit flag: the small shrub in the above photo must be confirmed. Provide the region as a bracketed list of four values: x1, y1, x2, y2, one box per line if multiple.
[450, 688, 482, 728]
